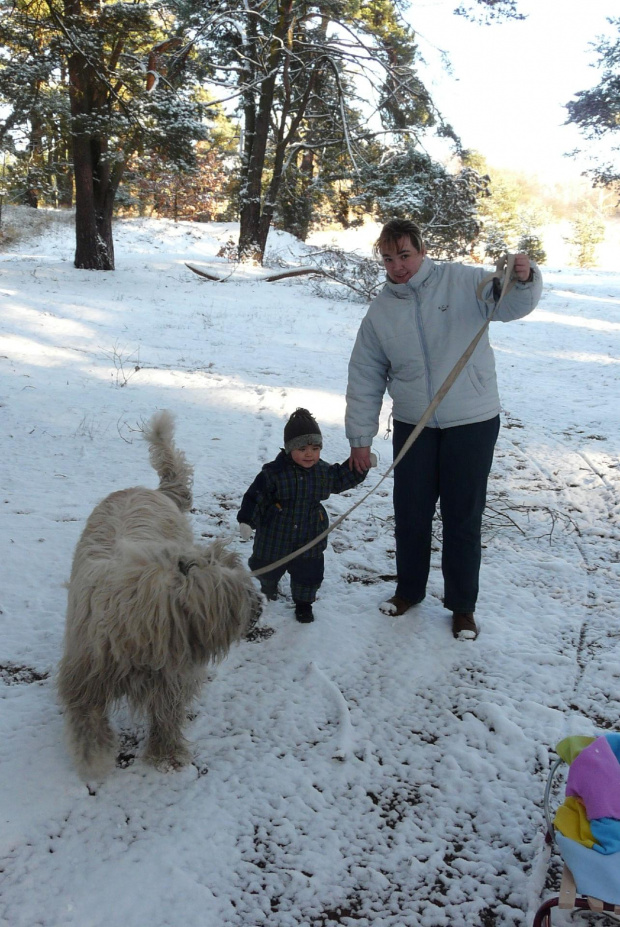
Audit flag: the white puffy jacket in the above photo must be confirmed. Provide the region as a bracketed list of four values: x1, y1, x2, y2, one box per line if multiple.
[345, 256, 542, 446]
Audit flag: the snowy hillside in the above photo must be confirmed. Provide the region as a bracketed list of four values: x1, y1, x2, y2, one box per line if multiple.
[1, 209, 619, 926]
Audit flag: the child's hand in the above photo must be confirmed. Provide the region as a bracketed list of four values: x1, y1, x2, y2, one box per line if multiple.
[239, 523, 254, 541]
[369, 452, 377, 467]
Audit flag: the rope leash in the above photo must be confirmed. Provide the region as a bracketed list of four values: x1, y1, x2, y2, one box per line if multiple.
[250, 255, 516, 579]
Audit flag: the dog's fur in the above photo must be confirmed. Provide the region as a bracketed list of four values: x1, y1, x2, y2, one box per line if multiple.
[57, 410, 261, 777]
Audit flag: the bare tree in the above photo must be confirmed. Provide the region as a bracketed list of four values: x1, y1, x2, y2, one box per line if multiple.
[185, 0, 523, 264]
[182, 1, 446, 262]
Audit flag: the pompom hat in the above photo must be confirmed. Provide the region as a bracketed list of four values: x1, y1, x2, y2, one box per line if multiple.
[283, 408, 322, 454]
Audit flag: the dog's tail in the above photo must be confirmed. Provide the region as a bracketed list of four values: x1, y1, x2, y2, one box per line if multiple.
[143, 410, 194, 511]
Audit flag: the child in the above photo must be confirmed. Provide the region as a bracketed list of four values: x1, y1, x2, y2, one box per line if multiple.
[237, 408, 373, 623]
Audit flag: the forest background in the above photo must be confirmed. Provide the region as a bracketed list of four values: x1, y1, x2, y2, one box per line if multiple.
[0, 0, 619, 270]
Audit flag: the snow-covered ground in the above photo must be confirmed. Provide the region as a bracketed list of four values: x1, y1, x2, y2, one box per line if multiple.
[1, 209, 619, 926]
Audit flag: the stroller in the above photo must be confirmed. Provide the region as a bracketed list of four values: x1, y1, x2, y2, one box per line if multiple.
[533, 734, 620, 925]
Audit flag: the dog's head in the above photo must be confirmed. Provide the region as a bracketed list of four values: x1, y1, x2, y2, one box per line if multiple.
[173, 540, 260, 664]
[109, 539, 259, 668]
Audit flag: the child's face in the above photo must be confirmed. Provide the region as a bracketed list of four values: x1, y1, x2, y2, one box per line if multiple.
[291, 444, 321, 468]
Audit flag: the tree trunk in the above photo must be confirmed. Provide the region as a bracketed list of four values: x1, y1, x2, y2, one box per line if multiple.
[55, 64, 74, 208]
[237, 72, 277, 262]
[256, 62, 320, 254]
[55, 153, 74, 209]
[291, 150, 315, 241]
[54, 132, 74, 208]
[70, 93, 118, 268]
[66, 0, 116, 269]
[237, 0, 294, 264]
[72, 132, 115, 269]
[24, 104, 44, 208]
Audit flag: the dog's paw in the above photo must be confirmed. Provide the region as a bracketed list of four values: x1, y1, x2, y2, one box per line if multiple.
[144, 740, 193, 771]
[147, 752, 192, 772]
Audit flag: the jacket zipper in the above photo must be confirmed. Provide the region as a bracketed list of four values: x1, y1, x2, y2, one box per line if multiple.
[412, 284, 439, 427]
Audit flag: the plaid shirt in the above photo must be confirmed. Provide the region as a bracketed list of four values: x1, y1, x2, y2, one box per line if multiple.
[237, 451, 366, 562]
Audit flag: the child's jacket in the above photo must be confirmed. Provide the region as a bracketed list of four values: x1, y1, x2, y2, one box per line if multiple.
[237, 451, 366, 562]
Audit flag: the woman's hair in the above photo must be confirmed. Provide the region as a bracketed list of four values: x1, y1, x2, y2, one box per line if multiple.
[374, 218, 425, 256]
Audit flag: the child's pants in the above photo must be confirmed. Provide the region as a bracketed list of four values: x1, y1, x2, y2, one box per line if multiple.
[249, 552, 324, 604]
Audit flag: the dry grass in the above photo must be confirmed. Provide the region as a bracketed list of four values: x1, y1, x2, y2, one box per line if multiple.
[0, 204, 74, 250]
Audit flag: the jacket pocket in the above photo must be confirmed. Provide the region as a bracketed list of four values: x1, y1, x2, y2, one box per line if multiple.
[466, 364, 489, 396]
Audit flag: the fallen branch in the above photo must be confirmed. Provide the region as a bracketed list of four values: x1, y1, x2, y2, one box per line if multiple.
[262, 267, 327, 282]
[185, 263, 227, 281]
[185, 262, 327, 283]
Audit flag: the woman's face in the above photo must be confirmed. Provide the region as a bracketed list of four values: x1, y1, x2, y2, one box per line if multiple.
[381, 236, 426, 284]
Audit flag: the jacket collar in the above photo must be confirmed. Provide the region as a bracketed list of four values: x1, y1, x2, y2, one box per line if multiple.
[382, 256, 434, 298]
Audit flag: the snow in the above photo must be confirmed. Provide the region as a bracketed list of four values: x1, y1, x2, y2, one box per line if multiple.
[1, 209, 619, 926]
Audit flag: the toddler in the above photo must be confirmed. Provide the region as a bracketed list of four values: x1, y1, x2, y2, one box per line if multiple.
[237, 408, 372, 623]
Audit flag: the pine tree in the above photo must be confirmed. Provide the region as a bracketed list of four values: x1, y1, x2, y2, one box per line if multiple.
[565, 18, 620, 192]
[0, 0, 64, 208]
[62, 3, 204, 269]
[462, 152, 550, 262]
[351, 144, 490, 258]
[0, 0, 206, 269]
[566, 209, 605, 268]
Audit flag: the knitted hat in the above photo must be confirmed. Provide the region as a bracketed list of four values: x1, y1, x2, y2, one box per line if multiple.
[283, 408, 322, 454]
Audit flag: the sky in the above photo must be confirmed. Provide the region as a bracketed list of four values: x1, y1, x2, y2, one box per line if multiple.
[1, 208, 620, 925]
[410, 0, 618, 182]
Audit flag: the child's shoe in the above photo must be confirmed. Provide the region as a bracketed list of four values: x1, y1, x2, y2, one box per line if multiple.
[260, 583, 278, 601]
[294, 601, 314, 623]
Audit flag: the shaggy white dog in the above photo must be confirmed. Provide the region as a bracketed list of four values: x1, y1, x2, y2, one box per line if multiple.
[57, 410, 261, 777]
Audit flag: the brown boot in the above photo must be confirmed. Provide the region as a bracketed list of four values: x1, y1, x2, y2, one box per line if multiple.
[452, 611, 478, 640]
[379, 594, 416, 617]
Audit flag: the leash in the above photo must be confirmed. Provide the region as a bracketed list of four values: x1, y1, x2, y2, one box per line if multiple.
[250, 254, 517, 578]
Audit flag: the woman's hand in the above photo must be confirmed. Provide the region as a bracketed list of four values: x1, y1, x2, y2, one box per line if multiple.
[349, 446, 372, 473]
[514, 253, 532, 282]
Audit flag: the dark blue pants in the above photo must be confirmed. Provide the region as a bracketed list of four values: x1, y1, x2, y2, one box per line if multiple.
[249, 553, 324, 604]
[392, 415, 500, 613]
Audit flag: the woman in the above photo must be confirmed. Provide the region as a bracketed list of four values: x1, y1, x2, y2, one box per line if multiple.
[345, 218, 543, 639]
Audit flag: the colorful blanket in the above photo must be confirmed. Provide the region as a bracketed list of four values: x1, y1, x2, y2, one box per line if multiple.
[553, 734, 620, 904]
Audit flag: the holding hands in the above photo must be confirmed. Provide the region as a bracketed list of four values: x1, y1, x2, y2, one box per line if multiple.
[349, 448, 377, 474]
